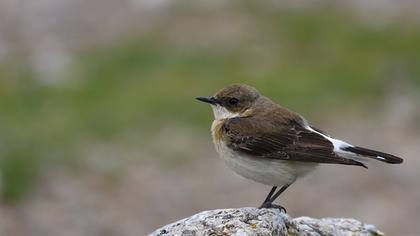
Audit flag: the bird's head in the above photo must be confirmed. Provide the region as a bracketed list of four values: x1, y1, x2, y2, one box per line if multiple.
[196, 84, 267, 120]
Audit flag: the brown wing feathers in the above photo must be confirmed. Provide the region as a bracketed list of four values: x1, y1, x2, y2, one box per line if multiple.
[221, 117, 367, 168]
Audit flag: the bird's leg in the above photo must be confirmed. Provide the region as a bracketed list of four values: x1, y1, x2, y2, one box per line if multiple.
[259, 186, 279, 209]
[261, 186, 277, 205]
[268, 184, 290, 202]
[259, 184, 290, 212]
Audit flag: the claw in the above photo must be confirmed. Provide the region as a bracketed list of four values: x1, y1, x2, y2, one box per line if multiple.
[259, 202, 287, 213]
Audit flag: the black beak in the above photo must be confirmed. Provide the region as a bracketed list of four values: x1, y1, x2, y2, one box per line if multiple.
[195, 96, 220, 105]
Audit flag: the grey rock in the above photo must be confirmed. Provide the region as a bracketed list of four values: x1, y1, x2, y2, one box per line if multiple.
[149, 208, 384, 236]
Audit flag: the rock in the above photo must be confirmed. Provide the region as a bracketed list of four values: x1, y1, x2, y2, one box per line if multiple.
[149, 208, 384, 236]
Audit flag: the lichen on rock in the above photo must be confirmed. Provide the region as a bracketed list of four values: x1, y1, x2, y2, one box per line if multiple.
[149, 208, 384, 236]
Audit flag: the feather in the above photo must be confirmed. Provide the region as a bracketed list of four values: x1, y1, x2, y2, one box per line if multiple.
[220, 116, 367, 168]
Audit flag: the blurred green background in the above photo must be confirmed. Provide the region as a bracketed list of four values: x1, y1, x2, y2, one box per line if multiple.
[0, 1, 419, 235]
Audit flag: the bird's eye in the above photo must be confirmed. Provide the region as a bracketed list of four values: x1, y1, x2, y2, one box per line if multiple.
[228, 98, 239, 105]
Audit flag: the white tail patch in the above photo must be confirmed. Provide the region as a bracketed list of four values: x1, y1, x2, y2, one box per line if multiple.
[376, 156, 386, 161]
[304, 125, 365, 161]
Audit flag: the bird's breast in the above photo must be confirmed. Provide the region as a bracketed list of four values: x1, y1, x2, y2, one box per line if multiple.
[211, 119, 226, 153]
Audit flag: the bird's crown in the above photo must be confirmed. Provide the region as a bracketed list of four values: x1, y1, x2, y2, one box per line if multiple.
[212, 84, 261, 113]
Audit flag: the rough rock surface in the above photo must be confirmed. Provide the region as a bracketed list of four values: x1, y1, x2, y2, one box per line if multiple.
[149, 208, 384, 236]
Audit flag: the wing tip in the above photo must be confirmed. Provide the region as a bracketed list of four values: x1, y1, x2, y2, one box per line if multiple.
[350, 159, 368, 169]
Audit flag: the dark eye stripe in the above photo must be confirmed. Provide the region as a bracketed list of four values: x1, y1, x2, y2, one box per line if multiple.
[228, 98, 239, 105]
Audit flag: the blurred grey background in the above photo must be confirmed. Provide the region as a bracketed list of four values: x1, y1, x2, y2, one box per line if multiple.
[0, 0, 419, 235]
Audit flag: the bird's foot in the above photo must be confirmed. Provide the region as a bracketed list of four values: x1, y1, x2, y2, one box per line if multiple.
[258, 202, 287, 213]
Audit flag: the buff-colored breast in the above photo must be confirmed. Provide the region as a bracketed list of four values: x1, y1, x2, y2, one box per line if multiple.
[211, 118, 226, 153]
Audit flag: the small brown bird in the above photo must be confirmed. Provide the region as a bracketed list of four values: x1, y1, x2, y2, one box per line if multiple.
[196, 84, 403, 210]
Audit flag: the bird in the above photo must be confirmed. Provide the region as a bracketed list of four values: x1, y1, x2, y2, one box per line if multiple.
[196, 83, 403, 211]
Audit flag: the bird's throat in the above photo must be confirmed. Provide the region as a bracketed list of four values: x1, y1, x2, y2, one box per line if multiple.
[211, 105, 240, 120]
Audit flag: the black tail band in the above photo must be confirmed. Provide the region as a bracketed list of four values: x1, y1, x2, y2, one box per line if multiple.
[342, 146, 403, 164]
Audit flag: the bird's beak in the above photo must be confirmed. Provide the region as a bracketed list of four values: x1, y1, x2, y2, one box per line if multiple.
[195, 96, 220, 105]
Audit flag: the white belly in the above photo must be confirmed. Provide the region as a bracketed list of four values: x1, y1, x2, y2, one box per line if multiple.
[213, 139, 317, 187]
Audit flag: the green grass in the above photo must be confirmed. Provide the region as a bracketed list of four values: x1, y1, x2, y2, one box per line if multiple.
[0, 5, 419, 202]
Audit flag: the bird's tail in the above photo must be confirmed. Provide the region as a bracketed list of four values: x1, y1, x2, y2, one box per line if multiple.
[342, 146, 403, 164]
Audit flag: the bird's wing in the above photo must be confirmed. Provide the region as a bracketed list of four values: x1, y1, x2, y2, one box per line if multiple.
[221, 117, 367, 168]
